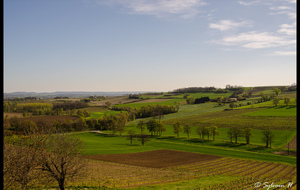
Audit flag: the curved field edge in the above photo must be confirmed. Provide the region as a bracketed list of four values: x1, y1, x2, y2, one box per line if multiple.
[72, 132, 296, 165]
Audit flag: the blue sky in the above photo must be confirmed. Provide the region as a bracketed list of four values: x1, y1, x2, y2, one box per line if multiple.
[4, 0, 296, 92]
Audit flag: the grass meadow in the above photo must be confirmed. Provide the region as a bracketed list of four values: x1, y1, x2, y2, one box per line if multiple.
[114, 99, 185, 109]
[243, 106, 296, 117]
[72, 132, 296, 165]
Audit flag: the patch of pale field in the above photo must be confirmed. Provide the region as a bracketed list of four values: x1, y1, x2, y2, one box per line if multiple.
[135, 98, 172, 103]
[284, 135, 297, 149]
[3, 112, 24, 118]
[95, 97, 142, 106]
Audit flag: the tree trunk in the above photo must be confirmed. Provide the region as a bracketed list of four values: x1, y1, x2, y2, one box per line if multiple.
[58, 178, 65, 190]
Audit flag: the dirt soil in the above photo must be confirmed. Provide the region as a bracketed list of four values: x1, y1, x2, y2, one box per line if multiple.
[284, 135, 297, 149]
[273, 151, 297, 157]
[84, 149, 222, 168]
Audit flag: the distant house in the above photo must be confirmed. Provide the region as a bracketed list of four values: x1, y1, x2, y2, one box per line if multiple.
[229, 98, 238, 102]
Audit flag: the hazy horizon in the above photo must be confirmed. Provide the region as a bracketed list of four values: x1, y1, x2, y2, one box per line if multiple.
[4, 84, 295, 94]
[4, 0, 296, 93]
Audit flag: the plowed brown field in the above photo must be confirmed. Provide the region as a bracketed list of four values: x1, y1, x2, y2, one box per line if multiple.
[84, 149, 222, 168]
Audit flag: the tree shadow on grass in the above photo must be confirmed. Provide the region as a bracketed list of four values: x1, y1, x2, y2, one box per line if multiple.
[188, 138, 210, 143]
[247, 145, 267, 152]
[286, 105, 297, 109]
[92, 132, 118, 138]
[213, 142, 247, 148]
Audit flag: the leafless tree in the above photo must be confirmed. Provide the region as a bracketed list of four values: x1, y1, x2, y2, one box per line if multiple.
[127, 129, 136, 144]
[137, 133, 150, 146]
[3, 131, 46, 190]
[38, 132, 87, 190]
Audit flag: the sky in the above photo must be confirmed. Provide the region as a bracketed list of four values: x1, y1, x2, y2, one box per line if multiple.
[4, 0, 296, 93]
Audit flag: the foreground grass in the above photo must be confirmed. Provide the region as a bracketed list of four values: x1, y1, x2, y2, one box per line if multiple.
[72, 132, 296, 165]
[128, 175, 241, 190]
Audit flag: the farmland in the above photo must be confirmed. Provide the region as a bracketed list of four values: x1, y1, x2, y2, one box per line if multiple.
[3, 85, 297, 189]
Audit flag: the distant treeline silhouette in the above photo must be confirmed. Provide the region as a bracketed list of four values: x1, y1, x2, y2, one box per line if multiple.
[52, 102, 89, 110]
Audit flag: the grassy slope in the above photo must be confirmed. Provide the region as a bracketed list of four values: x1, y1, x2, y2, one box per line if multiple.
[128, 175, 241, 190]
[244, 106, 296, 117]
[72, 132, 296, 165]
[114, 99, 185, 109]
[123, 125, 296, 148]
[77, 90, 296, 163]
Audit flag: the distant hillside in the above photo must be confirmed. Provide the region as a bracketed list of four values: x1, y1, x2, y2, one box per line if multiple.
[3, 91, 158, 98]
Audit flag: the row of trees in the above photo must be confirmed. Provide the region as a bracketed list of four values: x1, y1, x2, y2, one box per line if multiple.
[172, 86, 217, 93]
[186, 96, 211, 104]
[111, 104, 179, 119]
[6, 110, 133, 136]
[171, 122, 220, 140]
[52, 102, 89, 110]
[3, 101, 89, 115]
[169, 123, 274, 148]
[8, 117, 89, 135]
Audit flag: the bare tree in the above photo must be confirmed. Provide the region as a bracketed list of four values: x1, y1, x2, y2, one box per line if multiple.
[137, 133, 150, 146]
[284, 97, 290, 106]
[136, 120, 146, 133]
[117, 123, 126, 136]
[127, 129, 136, 144]
[183, 125, 191, 138]
[196, 126, 204, 139]
[274, 88, 281, 96]
[273, 98, 280, 106]
[105, 101, 112, 108]
[173, 122, 182, 137]
[38, 132, 87, 190]
[204, 127, 211, 140]
[243, 127, 252, 144]
[210, 125, 220, 141]
[227, 127, 234, 143]
[262, 128, 274, 148]
[231, 127, 244, 143]
[3, 131, 46, 190]
[157, 122, 166, 136]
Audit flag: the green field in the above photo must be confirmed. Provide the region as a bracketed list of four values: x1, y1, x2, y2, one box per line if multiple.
[114, 99, 185, 109]
[161, 108, 296, 130]
[237, 99, 297, 109]
[121, 124, 296, 148]
[89, 110, 123, 119]
[72, 132, 296, 165]
[244, 106, 296, 117]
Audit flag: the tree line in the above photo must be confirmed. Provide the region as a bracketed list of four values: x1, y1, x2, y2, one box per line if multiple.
[111, 104, 179, 119]
[172, 86, 217, 93]
[142, 119, 275, 148]
[3, 102, 89, 115]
